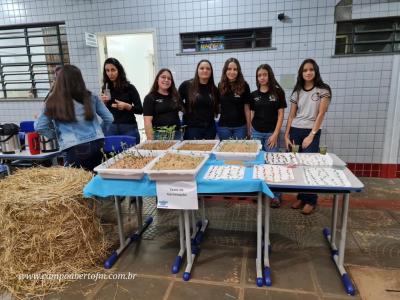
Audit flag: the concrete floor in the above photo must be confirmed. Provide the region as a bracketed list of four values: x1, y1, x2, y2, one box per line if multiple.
[1, 177, 400, 300]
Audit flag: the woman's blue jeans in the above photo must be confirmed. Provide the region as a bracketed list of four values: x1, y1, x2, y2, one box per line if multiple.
[289, 127, 321, 206]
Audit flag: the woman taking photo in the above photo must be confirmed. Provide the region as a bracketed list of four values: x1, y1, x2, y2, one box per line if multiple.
[35, 65, 113, 171]
[100, 57, 143, 143]
[178, 59, 219, 140]
[284, 58, 332, 215]
[143, 68, 181, 140]
[250, 64, 287, 208]
[218, 58, 251, 140]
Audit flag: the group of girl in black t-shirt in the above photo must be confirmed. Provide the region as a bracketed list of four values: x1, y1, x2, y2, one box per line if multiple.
[99, 57, 331, 214]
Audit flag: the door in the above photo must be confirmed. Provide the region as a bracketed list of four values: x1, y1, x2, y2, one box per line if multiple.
[98, 32, 155, 141]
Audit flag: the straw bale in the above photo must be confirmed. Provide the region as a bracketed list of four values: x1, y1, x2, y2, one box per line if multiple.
[0, 167, 111, 299]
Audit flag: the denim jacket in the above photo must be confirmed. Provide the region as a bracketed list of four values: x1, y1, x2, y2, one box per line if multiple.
[35, 95, 113, 150]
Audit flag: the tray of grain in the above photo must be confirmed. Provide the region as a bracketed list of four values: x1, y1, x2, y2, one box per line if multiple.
[135, 140, 180, 153]
[145, 152, 209, 181]
[94, 150, 157, 180]
[171, 140, 220, 153]
[213, 140, 261, 161]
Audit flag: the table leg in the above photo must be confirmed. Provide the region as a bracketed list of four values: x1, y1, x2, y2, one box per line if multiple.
[256, 192, 263, 287]
[183, 209, 195, 281]
[323, 194, 339, 255]
[329, 193, 355, 296]
[172, 210, 186, 274]
[104, 196, 153, 269]
[136, 196, 143, 231]
[263, 194, 272, 286]
[194, 197, 209, 245]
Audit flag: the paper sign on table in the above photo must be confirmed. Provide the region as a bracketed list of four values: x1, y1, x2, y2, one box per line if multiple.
[156, 181, 198, 209]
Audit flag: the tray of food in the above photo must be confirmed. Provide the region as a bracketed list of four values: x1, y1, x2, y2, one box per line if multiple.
[94, 150, 157, 180]
[171, 140, 220, 153]
[213, 140, 261, 161]
[145, 152, 209, 181]
[135, 140, 180, 152]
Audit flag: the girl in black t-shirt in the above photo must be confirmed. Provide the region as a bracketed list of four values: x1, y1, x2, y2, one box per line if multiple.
[178, 59, 219, 140]
[250, 64, 287, 151]
[218, 58, 251, 140]
[143, 68, 181, 140]
[100, 57, 143, 143]
[251, 64, 287, 208]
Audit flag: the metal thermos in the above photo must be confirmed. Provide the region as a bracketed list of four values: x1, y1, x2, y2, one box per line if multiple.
[39, 135, 59, 152]
[0, 123, 21, 154]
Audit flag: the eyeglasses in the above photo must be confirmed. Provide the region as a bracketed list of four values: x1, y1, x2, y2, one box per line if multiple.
[159, 75, 172, 81]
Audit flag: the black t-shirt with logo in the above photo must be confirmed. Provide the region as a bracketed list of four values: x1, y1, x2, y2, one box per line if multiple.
[219, 82, 251, 127]
[143, 92, 180, 129]
[178, 80, 216, 128]
[106, 83, 143, 125]
[250, 87, 287, 133]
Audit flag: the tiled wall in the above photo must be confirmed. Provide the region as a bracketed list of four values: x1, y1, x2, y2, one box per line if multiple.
[0, 0, 399, 172]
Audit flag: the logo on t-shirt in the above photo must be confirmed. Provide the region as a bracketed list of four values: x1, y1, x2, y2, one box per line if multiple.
[254, 96, 261, 102]
[155, 98, 164, 103]
[311, 92, 320, 102]
[269, 95, 276, 102]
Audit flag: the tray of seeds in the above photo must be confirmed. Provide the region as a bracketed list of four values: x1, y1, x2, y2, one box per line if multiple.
[171, 140, 220, 153]
[135, 140, 180, 153]
[213, 140, 261, 161]
[145, 152, 209, 181]
[94, 150, 157, 180]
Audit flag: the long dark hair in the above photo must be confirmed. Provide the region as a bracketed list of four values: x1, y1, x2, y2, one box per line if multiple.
[150, 68, 180, 105]
[188, 59, 219, 114]
[256, 64, 284, 98]
[102, 57, 130, 90]
[45, 65, 93, 122]
[219, 57, 246, 96]
[292, 58, 331, 97]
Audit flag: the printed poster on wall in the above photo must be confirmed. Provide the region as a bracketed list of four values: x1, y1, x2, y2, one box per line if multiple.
[156, 181, 198, 210]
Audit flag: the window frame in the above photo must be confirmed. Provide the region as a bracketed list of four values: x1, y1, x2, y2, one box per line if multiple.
[335, 17, 400, 55]
[180, 27, 273, 54]
[0, 22, 69, 99]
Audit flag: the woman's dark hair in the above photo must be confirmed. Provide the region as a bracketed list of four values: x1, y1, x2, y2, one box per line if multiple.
[256, 64, 284, 98]
[102, 57, 130, 90]
[150, 68, 180, 106]
[219, 57, 246, 96]
[45, 65, 93, 122]
[292, 58, 331, 97]
[188, 59, 219, 114]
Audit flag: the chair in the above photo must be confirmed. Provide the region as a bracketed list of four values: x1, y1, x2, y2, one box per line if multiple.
[19, 121, 35, 133]
[103, 135, 136, 154]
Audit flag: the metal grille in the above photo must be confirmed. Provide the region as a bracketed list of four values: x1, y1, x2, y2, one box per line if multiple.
[335, 17, 400, 55]
[0, 22, 70, 99]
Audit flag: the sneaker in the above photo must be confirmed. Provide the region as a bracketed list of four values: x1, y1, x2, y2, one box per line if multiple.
[270, 197, 281, 208]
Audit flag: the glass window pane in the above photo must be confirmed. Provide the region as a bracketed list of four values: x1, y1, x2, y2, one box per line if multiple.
[354, 31, 393, 42]
[354, 42, 392, 53]
[337, 23, 353, 35]
[355, 20, 394, 32]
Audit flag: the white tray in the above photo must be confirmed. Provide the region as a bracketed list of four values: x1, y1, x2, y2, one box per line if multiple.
[94, 150, 157, 180]
[135, 140, 180, 153]
[145, 152, 209, 181]
[213, 140, 261, 161]
[171, 140, 220, 154]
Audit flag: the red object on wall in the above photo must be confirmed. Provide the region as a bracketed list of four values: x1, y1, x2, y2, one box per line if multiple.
[27, 132, 40, 155]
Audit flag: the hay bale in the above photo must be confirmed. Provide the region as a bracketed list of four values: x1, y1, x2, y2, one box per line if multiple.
[0, 167, 111, 298]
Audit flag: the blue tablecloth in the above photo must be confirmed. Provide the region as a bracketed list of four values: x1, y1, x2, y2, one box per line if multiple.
[83, 152, 274, 199]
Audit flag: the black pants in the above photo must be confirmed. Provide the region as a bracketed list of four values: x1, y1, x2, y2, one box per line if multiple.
[64, 139, 104, 171]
